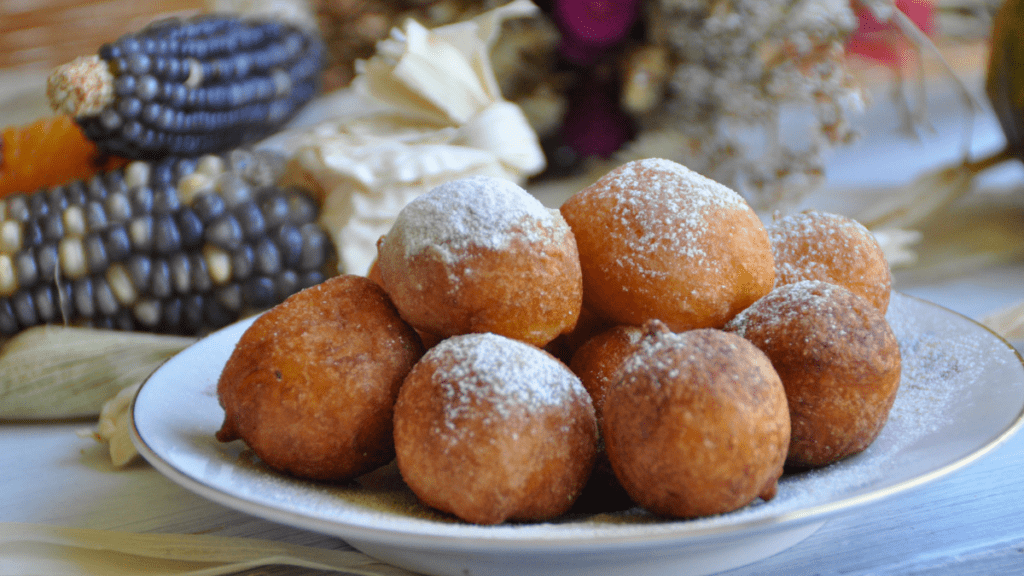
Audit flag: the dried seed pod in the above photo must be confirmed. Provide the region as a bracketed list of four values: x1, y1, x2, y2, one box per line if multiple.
[987, 0, 1024, 159]
[0, 149, 333, 337]
[48, 15, 323, 159]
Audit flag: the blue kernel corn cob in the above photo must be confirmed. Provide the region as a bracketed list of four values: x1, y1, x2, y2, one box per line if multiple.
[73, 15, 323, 159]
[0, 148, 332, 336]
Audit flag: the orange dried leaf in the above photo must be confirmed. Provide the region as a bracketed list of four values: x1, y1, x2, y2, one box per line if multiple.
[0, 115, 128, 197]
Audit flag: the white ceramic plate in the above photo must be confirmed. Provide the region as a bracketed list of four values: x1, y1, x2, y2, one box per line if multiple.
[130, 293, 1024, 576]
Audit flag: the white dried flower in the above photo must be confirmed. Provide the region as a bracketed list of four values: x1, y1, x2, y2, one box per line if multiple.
[628, 0, 863, 211]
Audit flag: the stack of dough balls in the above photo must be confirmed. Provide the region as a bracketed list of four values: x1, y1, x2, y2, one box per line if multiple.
[376, 174, 597, 524]
[734, 208, 901, 468]
[215, 157, 904, 525]
[562, 158, 902, 515]
[559, 158, 786, 517]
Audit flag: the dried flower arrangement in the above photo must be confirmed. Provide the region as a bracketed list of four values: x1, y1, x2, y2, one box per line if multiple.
[310, 0, 863, 210]
[309, 0, 1001, 214]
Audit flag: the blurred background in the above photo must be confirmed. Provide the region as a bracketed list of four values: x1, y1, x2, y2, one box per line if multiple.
[2, 0, 1022, 342]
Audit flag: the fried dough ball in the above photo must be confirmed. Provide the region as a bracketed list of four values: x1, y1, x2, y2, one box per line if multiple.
[560, 158, 774, 331]
[768, 210, 892, 312]
[545, 305, 615, 365]
[725, 280, 901, 468]
[566, 324, 644, 513]
[568, 324, 643, 422]
[602, 322, 790, 518]
[366, 257, 443, 350]
[365, 257, 383, 285]
[393, 333, 598, 525]
[216, 275, 424, 481]
[376, 175, 582, 348]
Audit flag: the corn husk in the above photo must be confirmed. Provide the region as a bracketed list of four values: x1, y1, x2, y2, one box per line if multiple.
[871, 227, 924, 268]
[0, 523, 417, 576]
[884, 183, 1024, 286]
[856, 162, 978, 231]
[985, 0, 1024, 157]
[79, 382, 144, 466]
[0, 326, 194, 420]
[983, 299, 1024, 342]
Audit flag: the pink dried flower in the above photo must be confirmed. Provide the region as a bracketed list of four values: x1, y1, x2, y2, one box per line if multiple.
[848, 0, 935, 66]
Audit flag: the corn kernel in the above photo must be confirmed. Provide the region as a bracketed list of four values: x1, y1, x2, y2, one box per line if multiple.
[63, 205, 87, 237]
[0, 220, 23, 254]
[0, 254, 17, 297]
[58, 237, 88, 280]
[106, 263, 138, 306]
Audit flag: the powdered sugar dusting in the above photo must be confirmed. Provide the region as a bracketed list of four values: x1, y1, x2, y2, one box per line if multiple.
[387, 175, 568, 263]
[572, 158, 753, 284]
[429, 333, 586, 439]
[769, 210, 888, 291]
[726, 280, 844, 337]
[618, 324, 721, 388]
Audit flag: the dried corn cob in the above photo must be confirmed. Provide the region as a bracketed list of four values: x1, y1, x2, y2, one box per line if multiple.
[0, 116, 129, 199]
[0, 148, 332, 337]
[47, 15, 323, 160]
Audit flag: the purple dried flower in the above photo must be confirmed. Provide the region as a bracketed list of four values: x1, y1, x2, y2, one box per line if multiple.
[554, 0, 641, 64]
[561, 77, 634, 157]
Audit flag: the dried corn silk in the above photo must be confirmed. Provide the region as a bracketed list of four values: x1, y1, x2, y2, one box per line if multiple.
[0, 116, 127, 197]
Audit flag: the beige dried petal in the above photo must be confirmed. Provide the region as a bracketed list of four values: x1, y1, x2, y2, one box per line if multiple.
[983, 300, 1024, 342]
[455, 101, 545, 175]
[359, 19, 493, 126]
